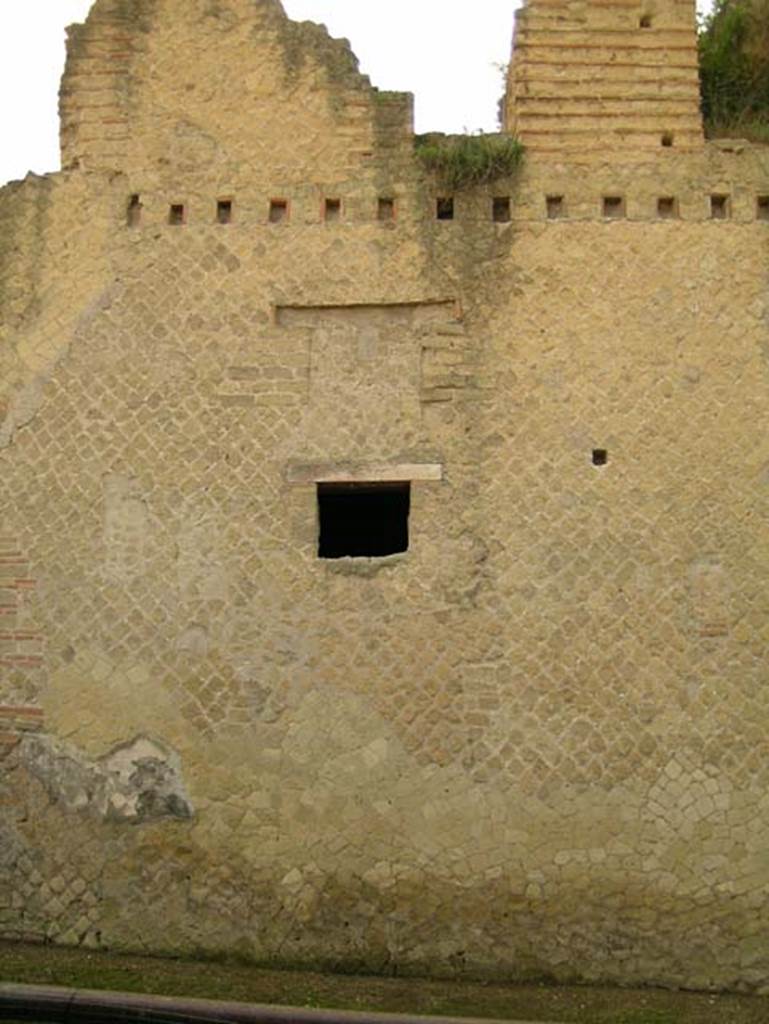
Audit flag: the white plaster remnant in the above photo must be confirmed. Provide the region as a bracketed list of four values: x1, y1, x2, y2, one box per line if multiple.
[21, 734, 193, 824]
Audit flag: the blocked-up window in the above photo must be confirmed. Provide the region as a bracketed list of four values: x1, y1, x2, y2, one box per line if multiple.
[318, 482, 410, 559]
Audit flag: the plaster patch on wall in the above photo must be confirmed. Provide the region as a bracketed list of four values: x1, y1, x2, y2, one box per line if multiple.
[21, 734, 193, 824]
[176, 513, 230, 601]
[689, 558, 732, 638]
[0, 376, 46, 449]
[103, 474, 156, 582]
[177, 625, 210, 658]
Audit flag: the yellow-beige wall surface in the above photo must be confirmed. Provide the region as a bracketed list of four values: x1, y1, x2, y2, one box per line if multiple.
[1, 0, 768, 990]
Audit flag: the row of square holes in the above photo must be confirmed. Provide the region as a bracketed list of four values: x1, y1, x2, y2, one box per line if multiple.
[589, 194, 769, 220]
[126, 195, 513, 226]
[126, 193, 769, 227]
[547, 194, 769, 220]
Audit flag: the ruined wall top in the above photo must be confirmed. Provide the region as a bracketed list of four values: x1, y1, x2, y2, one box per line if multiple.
[59, 0, 412, 180]
[504, 0, 704, 156]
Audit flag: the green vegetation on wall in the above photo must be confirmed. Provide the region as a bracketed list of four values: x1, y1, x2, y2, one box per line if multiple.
[415, 133, 524, 190]
[699, 0, 769, 139]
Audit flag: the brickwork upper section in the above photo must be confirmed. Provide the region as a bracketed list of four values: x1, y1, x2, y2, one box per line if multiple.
[59, 0, 412, 179]
[504, 0, 704, 156]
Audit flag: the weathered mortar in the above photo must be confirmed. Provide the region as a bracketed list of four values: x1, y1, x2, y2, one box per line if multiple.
[1, 0, 769, 991]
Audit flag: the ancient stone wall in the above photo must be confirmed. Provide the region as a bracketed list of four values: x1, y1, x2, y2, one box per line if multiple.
[505, 0, 704, 154]
[1, 0, 768, 990]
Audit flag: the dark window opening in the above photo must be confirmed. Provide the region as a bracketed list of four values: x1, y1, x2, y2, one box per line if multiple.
[661, 132, 674, 147]
[325, 198, 341, 222]
[592, 449, 608, 466]
[758, 196, 769, 221]
[378, 197, 395, 221]
[493, 196, 511, 222]
[318, 482, 410, 559]
[710, 194, 729, 219]
[127, 194, 141, 227]
[217, 199, 233, 224]
[546, 195, 564, 219]
[169, 203, 185, 226]
[436, 197, 454, 220]
[640, 14, 652, 28]
[603, 196, 624, 218]
[269, 199, 288, 223]
[658, 196, 677, 219]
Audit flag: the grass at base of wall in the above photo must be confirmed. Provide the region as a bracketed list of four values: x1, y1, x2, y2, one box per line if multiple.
[0, 941, 767, 1024]
[705, 116, 769, 143]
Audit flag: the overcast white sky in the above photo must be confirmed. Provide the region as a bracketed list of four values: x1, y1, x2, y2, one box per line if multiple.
[0, 0, 519, 186]
[0, 0, 712, 188]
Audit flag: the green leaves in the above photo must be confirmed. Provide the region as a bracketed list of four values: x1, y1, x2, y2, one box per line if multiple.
[699, 0, 769, 137]
[415, 133, 524, 191]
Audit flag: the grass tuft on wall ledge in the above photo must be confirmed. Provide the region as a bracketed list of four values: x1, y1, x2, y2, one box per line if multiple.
[415, 133, 524, 190]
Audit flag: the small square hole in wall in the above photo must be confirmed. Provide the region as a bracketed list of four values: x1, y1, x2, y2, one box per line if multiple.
[757, 196, 769, 220]
[493, 196, 511, 222]
[592, 449, 608, 466]
[318, 482, 410, 559]
[324, 198, 341, 222]
[127, 194, 141, 227]
[436, 197, 454, 220]
[546, 195, 564, 219]
[661, 132, 674, 147]
[710, 194, 729, 219]
[269, 199, 288, 223]
[169, 203, 185, 226]
[378, 197, 395, 221]
[640, 13, 652, 27]
[217, 199, 233, 224]
[603, 196, 625, 218]
[657, 196, 677, 219]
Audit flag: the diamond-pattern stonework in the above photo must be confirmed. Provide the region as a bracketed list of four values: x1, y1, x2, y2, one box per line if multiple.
[1, 0, 768, 991]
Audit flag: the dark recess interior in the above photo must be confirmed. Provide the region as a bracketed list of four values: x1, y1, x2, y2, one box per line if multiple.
[318, 482, 410, 559]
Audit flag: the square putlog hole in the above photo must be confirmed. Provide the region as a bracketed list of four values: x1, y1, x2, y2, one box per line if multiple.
[592, 449, 608, 466]
[602, 196, 625, 219]
[710, 194, 729, 219]
[169, 203, 185, 226]
[378, 197, 395, 222]
[127, 194, 141, 227]
[436, 197, 454, 220]
[318, 482, 410, 559]
[757, 196, 769, 220]
[217, 199, 233, 224]
[657, 196, 677, 219]
[269, 199, 289, 223]
[493, 196, 511, 222]
[546, 195, 564, 219]
[325, 198, 342, 222]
